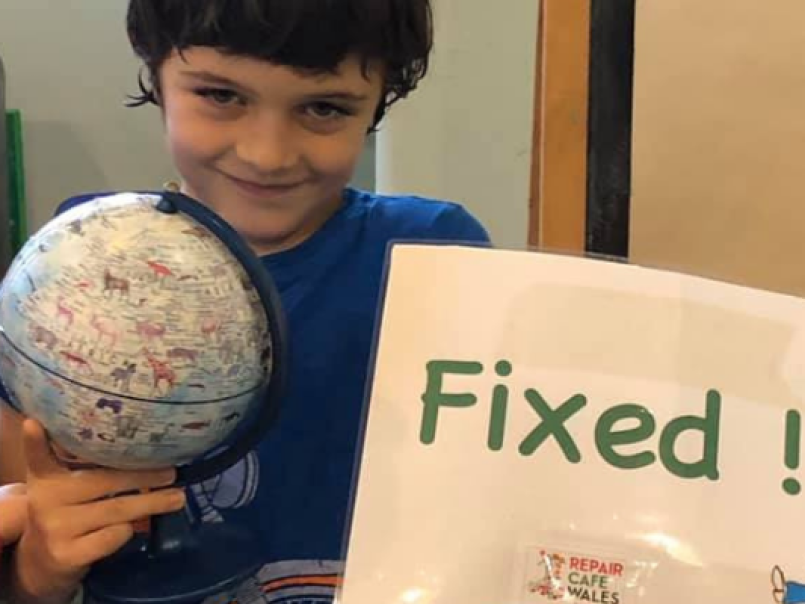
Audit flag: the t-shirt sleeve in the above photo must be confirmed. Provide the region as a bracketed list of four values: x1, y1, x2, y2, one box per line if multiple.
[430, 204, 492, 246]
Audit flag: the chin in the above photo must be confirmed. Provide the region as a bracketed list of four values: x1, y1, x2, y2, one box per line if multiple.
[234, 220, 308, 256]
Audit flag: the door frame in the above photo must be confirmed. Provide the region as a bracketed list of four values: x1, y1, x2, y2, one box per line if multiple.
[529, 0, 636, 259]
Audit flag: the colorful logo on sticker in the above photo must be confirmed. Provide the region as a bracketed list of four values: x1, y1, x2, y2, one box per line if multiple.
[528, 551, 567, 600]
[524, 548, 624, 604]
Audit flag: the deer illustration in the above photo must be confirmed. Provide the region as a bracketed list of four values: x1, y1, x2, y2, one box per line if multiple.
[167, 347, 199, 365]
[60, 351, 92, 374]
[90, 315, 120, 349]
[142, 349, 176, 394]
[30, 324, 58, 351]
[200, 316, 221, 342]
[103, 269, 130, 298]
[55, 297, 75, 327]
[110, 362, 137, 392]
[136, 321, 166, 343]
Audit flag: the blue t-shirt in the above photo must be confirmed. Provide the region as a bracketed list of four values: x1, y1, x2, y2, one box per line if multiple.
[0, 188, 490, 603]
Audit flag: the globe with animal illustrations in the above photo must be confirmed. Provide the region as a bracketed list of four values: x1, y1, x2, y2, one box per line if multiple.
[0, 190, 284, 472]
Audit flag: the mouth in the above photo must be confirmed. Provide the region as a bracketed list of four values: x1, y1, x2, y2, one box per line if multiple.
[223, 173, 303, 198]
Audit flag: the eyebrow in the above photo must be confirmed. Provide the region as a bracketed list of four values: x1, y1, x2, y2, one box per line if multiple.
[304, 92, 370, 103]
[180, 70, 370, 103]
[181, 70, 257, 95]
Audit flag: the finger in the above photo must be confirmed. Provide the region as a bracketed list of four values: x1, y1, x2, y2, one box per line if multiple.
[24, 418, 177, 505]
[22, 419, 68, 479]
[0, 491, 28, 544]
[0, 483, 26, 498]
[67, 523, 136, 569]
[68, 488, 186, 537]
[60, 466, 177, 504]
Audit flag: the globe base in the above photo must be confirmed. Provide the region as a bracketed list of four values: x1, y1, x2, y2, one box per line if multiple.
[85, 509, 262, 603]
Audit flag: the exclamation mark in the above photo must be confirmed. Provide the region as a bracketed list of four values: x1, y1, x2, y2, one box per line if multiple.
[783, 409, 801, 496]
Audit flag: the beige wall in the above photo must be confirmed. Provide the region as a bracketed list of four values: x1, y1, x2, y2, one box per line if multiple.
[631, 0, 805, 297]
[376, 0, 539, 249]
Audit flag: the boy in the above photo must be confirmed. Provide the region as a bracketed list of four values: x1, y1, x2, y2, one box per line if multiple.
[0, 0, 490, 602]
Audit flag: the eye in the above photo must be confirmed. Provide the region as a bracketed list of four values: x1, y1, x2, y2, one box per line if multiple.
[304, 102, 351, 120]
[194, 87, 243, 106]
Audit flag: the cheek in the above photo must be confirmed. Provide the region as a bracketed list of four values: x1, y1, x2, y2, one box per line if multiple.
[308, 130, 367, 179]
[163, 103, 225, 164]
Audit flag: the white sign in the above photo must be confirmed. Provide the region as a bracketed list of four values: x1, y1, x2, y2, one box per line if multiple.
[340, 245, 805, 604]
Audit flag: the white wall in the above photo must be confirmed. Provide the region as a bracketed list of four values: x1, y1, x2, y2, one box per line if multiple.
[0, 0, 376, 233]
[376, 0, 538, 249]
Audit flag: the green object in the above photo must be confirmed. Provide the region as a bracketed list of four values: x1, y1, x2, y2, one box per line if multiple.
[6, 109, 27, 253]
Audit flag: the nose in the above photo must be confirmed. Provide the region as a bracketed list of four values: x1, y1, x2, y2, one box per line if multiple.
[235, 114, 301, 175]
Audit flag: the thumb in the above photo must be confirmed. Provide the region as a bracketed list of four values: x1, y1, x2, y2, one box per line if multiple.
[22, 418, 68, 479]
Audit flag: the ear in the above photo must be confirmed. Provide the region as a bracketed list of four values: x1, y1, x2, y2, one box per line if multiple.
[152, 80, 164, 107]
[368, 98, 385, 134]
[142, 64, 164, 107]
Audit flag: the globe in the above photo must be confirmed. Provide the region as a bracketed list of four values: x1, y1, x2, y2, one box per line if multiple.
[0, 191, 278, 470]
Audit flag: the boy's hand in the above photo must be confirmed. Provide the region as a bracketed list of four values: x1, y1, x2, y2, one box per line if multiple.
[0, 483, 28, 546]
[10, 419, 186, 604]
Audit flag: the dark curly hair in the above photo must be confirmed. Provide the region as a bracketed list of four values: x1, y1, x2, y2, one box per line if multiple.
[125, 0, 433, 131]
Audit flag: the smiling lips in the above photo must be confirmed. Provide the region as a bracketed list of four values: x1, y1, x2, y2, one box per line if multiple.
[224, 173, 303, 198]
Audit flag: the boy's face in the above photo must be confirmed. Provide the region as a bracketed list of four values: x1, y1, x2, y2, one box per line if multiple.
[159, 48, 383, 255]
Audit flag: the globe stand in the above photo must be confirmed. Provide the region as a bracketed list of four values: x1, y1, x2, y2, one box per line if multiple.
[85, 509, 264, 603]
